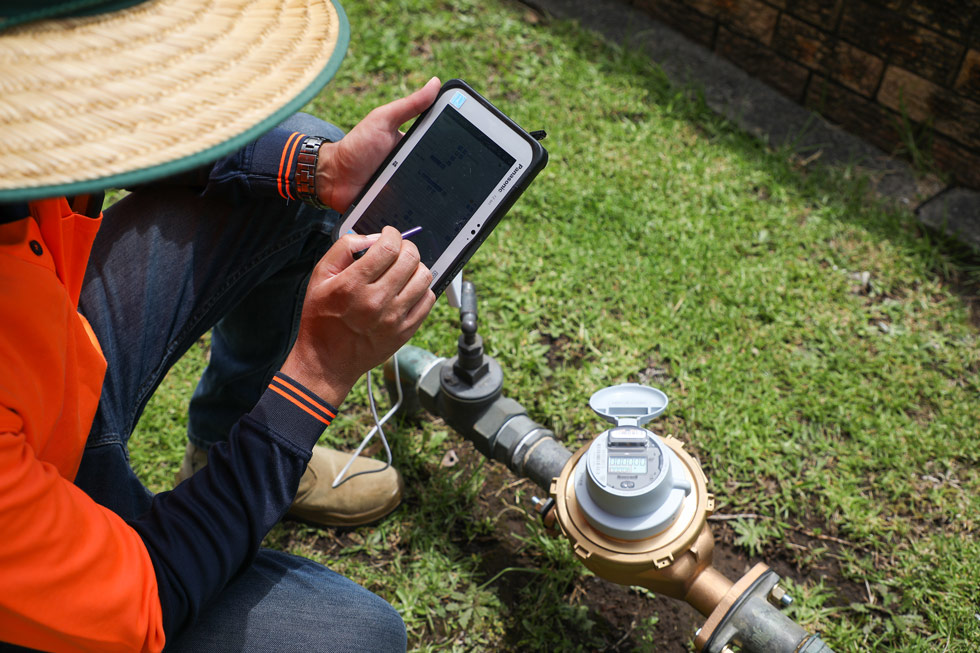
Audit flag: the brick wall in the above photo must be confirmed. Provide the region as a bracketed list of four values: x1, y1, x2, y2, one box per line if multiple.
[626, 0, 980, 188]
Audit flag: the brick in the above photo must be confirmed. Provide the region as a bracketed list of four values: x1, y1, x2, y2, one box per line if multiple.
[773, 14, 883, 96]
[828, 41, 884, 97]
[806, 75, 901, 154]
[628, 0, 717, 49]
[805, 75, 980, 188]
[685, 0, 780, 44]
[773, 13, 833, 69]
[955, 49, 980, 103]
[717, 27, 810, 100]
[722, 0, 780, 44]
[878, 66, 980, 148]
[840, 1, 964, 85]
[876, 66, 939, 122]
[686, 0, 724, 17]
[928, 95, 980, 151]
[785, 0, 842, 30]
[931, 134, 980, 188]
[903, 0, 980, 40]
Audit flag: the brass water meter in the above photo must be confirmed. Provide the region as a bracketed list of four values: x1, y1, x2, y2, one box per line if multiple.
[549, 384, 834, 652]
[550, 384, 725, 609]
[388, 338, 834, 651]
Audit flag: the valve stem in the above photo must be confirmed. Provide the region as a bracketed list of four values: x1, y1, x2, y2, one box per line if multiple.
[452, 281, 491, 385]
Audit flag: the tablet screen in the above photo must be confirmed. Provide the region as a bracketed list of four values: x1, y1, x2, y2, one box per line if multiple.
[350, 106, 516, 269]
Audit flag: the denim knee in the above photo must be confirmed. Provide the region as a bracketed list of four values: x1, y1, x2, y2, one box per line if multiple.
[347, 587, 408, 652]
[305, 573, 407, 652]
[165, 550, 407, 652]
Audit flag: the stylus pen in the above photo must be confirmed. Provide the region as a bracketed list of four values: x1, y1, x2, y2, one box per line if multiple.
[352, 226, 423, 260]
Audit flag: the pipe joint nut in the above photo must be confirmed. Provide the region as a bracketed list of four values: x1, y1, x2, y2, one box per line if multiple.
[466, 397, 527, 458]
[492, 415, 547, 466]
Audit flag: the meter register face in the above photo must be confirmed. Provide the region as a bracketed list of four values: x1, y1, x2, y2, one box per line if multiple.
[603, 427, 663, 491]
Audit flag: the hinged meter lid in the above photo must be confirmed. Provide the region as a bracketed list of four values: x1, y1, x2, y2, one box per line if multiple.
[589, 383, 668, 427]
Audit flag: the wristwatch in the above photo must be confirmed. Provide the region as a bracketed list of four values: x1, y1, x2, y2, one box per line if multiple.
[295, 135, 330, 209]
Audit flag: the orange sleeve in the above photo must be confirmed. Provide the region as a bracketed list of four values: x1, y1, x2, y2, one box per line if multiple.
[0, 420, 166, 652]
[0, 218, 166, 652]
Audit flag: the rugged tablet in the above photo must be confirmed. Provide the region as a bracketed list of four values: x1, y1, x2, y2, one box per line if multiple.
[333, 79, 548, 295]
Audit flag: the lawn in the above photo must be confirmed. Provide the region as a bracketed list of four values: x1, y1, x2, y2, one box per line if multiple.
[130, 0, 980, 650]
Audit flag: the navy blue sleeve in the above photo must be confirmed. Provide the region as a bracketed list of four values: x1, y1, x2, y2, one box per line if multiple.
[127, 372, 338, 640]
[203, 126, 319, 204]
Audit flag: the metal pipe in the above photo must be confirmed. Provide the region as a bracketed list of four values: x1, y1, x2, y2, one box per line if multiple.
[684, 566, 734, 617]
[384, 346, 570, 492]
[696, 566, 834, 653]
[727, 597, 832, 653]
[382, 344, 442, 416]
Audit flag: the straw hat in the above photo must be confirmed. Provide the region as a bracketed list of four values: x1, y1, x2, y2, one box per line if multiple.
[0, 0, 349, 202]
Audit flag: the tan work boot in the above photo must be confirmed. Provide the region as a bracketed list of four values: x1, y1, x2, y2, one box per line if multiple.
[175, 442, 403, 528]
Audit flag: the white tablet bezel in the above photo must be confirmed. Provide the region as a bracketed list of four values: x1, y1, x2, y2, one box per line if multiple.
[335, 85, 537, 289]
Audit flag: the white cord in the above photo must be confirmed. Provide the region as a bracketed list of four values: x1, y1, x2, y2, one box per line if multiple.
[331, 355, 403, 488]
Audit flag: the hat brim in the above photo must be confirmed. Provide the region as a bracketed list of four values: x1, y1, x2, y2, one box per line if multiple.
[0, 0, 350, 202]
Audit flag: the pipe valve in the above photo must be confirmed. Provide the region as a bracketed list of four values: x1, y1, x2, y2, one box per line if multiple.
[452, 281, 491, 385]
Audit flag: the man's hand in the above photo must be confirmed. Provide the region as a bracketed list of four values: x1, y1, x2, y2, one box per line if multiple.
[280, 226, 436, 407]
[316, 77, 441, 212]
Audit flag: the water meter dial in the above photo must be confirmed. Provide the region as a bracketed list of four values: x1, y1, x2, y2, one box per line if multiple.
[587, 426, 665, 514]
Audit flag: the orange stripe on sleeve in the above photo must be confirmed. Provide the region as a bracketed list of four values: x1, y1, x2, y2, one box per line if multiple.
[268, 385, 331, 425]
[281, 133, 306, 201]
[276, 132, 301, 200]
[272, 376, 337, 419]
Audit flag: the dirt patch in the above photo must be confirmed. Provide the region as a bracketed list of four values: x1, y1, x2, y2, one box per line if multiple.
[541, 330, 590, 369]
[464, 447, 703, 651]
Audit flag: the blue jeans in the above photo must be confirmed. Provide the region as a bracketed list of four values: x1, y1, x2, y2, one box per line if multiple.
[1, 115, 407, 652]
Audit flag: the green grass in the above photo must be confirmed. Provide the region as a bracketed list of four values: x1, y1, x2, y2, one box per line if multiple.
[130, 0, 980, 650]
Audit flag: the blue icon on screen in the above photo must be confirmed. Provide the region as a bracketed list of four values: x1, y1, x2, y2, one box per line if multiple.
[450, 91, 466, 109]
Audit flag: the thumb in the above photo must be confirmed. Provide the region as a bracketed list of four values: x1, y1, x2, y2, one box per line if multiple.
[318, 233, 381, 277]
[374, 77, 441, 129]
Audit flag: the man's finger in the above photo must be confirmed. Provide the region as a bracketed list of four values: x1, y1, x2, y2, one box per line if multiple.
[317, 232, 382, 277]
[375, 238, 422, 295]
[401, 288, 436, 333]
[373, 77, 441, 130]
[354, 226, 404, 283]
[394, 260, 433, 312]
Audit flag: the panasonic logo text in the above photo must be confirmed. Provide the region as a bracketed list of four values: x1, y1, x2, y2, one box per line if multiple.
[497, 163, 523, 194]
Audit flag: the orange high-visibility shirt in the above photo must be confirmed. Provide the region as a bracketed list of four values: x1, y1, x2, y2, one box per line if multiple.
[0, 198, 166, 652]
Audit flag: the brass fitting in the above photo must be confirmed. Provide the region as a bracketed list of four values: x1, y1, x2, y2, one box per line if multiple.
[550, 435, 734, 615]
[551, 434, 832, 652]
